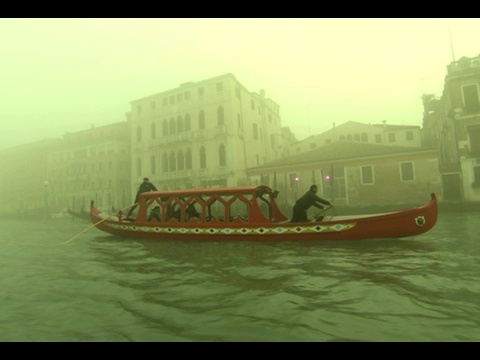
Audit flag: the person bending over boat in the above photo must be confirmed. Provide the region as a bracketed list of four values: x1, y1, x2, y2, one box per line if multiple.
[147, 206, 161, 222]
[127, 177, 158, 217]
[290, 184, 332, 223]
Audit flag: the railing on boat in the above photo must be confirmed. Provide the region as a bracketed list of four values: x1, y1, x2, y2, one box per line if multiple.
[131, 185, 288, 225]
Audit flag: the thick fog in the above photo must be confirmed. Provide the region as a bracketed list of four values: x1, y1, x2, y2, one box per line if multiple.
[1, 18, 480, 149]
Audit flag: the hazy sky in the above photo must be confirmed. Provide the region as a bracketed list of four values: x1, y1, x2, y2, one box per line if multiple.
[1, 18, 480, 149]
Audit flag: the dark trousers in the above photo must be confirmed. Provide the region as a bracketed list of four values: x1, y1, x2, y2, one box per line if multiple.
[290, 204, 308, 223]
[127, 196, 140, 217]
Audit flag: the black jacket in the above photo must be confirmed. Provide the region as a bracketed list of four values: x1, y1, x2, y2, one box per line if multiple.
[135, 182, 157, 200]
[295, 190, 331, 210]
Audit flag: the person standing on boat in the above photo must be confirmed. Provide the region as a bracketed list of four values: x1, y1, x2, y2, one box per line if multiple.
[290, 184, 332, 223]
[127, 177, 158, 217]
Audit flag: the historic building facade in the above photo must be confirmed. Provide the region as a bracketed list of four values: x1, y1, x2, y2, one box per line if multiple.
[291, 120, 422, 154]
[46, 122, 131, 213]
[126, 73, 290, 193]
[422, 54, 480, 202]
[247, 140, 442, 212]
[0, 139, 61, 216]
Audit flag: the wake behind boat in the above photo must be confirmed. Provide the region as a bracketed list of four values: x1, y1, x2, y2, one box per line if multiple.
[89, 185, 437, 242]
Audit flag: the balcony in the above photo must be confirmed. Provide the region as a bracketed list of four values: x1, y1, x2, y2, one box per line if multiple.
[133, 143, 143, 151]
[217, 166, 228, 176]
[178, 132, 191, 142]
[181, 170, 193, 178]
[214, 125, 227, 137]
[195, 129, 207, 139]
[196, 168, 208, 178]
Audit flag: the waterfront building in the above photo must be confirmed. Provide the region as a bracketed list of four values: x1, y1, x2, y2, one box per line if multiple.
[422, 54, 480, 202]
[126, 73, 290, 193]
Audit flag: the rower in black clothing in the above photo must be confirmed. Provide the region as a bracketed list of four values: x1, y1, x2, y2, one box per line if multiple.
[127, 177, 158, 217]
[290, 184, 332, 223]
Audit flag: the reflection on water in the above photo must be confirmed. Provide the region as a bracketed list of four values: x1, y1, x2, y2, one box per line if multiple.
[0, 211, 479, 341]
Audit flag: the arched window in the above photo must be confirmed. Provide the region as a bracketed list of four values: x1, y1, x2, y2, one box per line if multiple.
[186, 148, 192, 169]
[169, 151, 176, 171]
[151, 122, 156, 139]
[150, 155, 156, 175]
[347, 134, 353, 141]
[200, 146, 207, 169]
[177, 149, 184, 171]
[169, 117, 176, 135]
[162, 153, 168, 172]
[184, 114, 191, 131]
[219, 144, 226, 166]
[177, 116, 184, 133]
[136, 126, 142, 142]
[162, 119, 168, 137]
[199, 111, 205, 130]
[217, 106, 224, 126]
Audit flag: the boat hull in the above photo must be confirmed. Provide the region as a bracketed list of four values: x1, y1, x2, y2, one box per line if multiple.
[90, 193, 437, 242]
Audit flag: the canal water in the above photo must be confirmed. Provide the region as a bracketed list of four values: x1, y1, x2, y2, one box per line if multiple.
[0, 210, 478, 342]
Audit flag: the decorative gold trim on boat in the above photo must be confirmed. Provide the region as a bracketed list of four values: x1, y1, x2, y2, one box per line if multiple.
[106, 222, 357, 235]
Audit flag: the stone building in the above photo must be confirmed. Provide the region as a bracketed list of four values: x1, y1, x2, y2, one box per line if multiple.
[247, 140, 442, 212]
[422, 54, 480, 202]
[291, 120, 422, 154]
[46, 122, 131, 212]
[0, 139, 61, 216]
[126, 73, 292, 193]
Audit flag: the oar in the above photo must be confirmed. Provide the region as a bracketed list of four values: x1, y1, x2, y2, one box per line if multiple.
[62, 203, 136, 245]
[308, 205, 333, 221]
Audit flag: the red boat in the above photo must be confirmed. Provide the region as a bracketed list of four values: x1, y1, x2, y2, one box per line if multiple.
[90, 185, 438, 242]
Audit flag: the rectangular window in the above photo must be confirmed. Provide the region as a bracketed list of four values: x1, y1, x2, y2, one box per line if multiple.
[184, 91, 191, 100]
[406, 130, 414, 141]
[361, 165, 374, 184]
[400, 162, 414, 181]
[468, 125, 480, 156]
[463, 84, 480, 112]
[473, 166, 480, 185]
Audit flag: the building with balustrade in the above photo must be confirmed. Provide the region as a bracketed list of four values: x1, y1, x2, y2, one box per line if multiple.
[126, 73, 293, 193]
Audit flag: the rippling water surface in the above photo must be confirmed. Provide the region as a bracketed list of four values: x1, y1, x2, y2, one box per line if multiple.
[0, 211, 479, 342]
